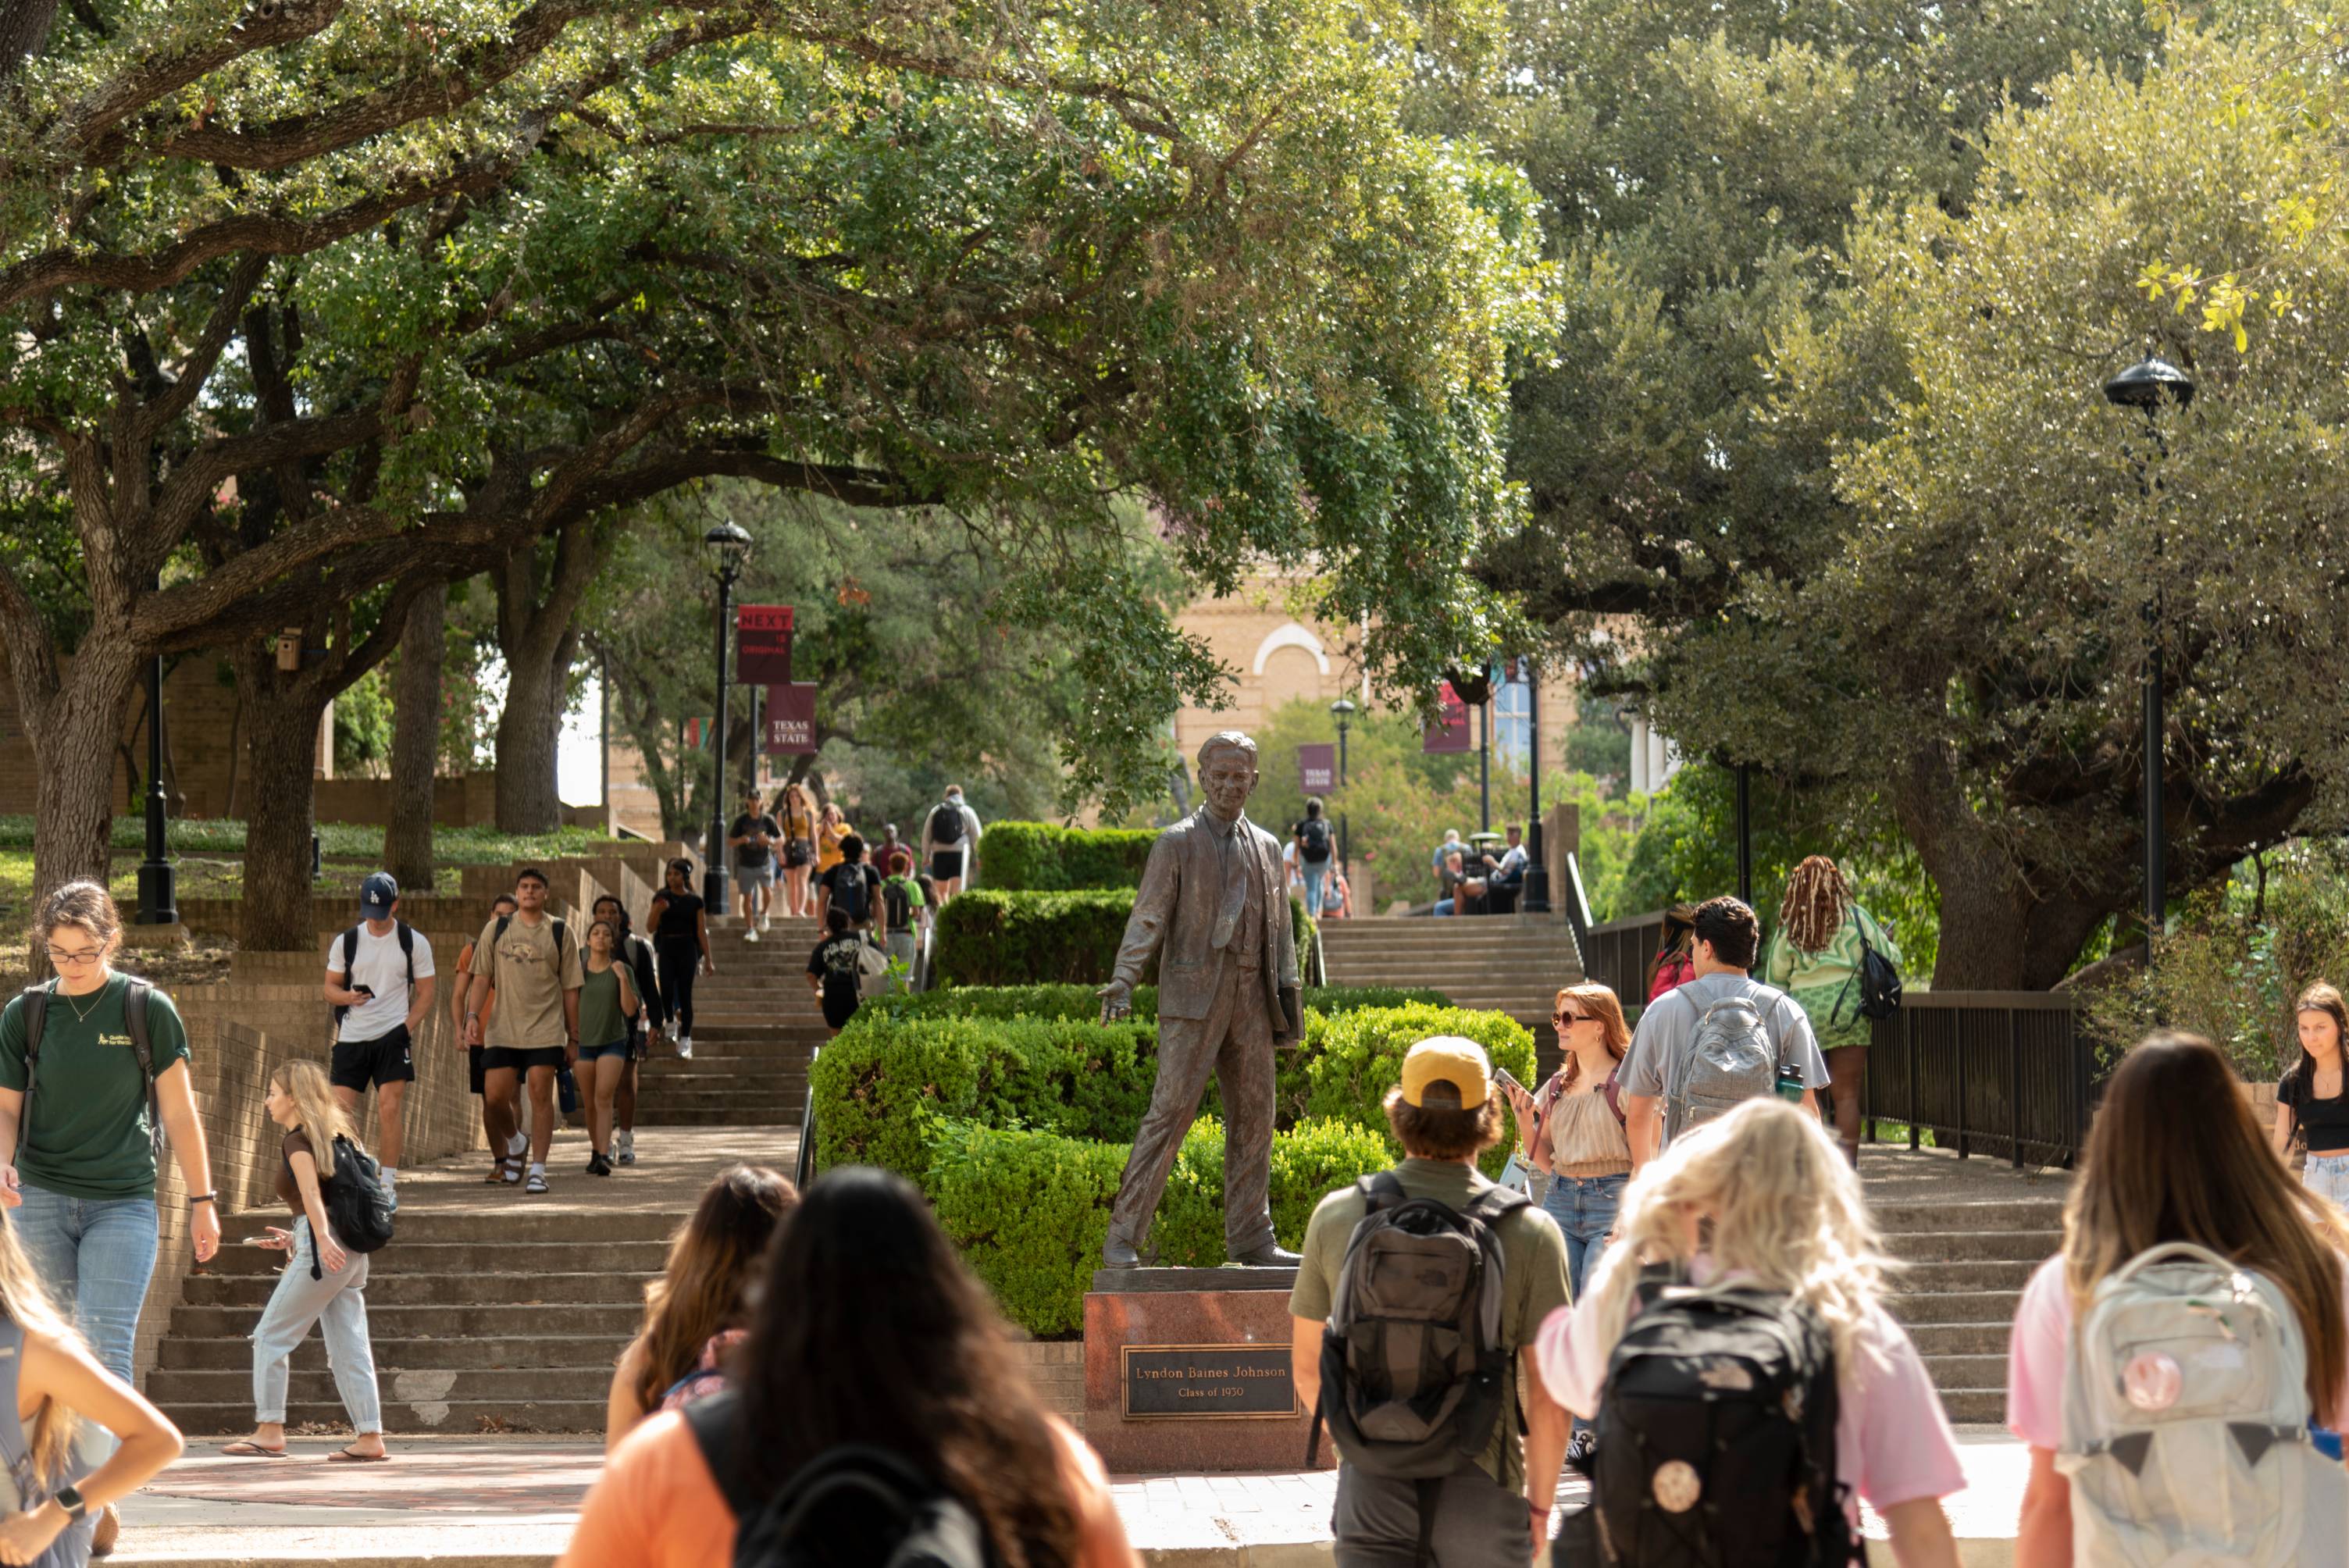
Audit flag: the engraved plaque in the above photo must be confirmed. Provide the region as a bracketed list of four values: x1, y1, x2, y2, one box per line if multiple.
[1120, 1344, 1299, 1420]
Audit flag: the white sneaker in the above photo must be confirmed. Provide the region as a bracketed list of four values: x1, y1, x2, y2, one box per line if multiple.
[746, 927, 761, 943]
[677, 1035, 694, 1060]
[615, 1130, 636, 1167]
[760, 911, 772, 933]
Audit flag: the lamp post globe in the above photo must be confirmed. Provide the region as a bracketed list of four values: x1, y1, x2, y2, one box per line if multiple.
[702, 522, 754, 912]
[2101, 353, 2192, 968]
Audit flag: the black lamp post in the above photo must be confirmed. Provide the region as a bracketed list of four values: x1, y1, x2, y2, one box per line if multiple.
[702, 522, 754, 913]
[1329, 697, 1355, 874]
[1520, 657, 1552, 914]
[2102, 353, 2194, 963]
[134, 643, 174, 925]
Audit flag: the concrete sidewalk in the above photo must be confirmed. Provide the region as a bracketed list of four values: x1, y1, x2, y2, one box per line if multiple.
[112, 1430, 2030, 1566]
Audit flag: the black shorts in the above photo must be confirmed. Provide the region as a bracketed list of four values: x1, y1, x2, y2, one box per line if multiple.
[468, 1045, 487, 1096]
[330, 1025, 415, 1092]
[480, 1045, 567, 1076]
[929, 850, 964, 882]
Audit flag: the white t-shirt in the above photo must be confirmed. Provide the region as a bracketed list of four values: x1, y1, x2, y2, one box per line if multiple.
[326, 922, 437, 1042]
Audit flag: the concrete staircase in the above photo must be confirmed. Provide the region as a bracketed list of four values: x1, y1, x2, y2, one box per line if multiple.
[633, 916, 826, 1128]
[1872, 1171, 2066, 1425]
[1318, 914, 1583, 1069]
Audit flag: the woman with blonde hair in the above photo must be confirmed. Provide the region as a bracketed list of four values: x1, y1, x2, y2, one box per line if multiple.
[1764, 854, 1901, 1166]
[1537, 1098, 1964, 1566]
[2011, 1032, 2349, 1566]
[0, 1219, 181, 1566]
[772, 782, 818, 918]
[604, 1165, 797, 1449]
[223, 1060, 387, 1463]
[2274, 981, 2349, 1203]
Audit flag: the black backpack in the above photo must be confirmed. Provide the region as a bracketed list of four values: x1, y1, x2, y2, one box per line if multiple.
[311, 1132, 397, 1280]
[1567, 1269, 1859, 1568]
[832, 866, 875, 926]
[882, 877, 913, 930]
[1839, 911, 1902, 1024]
[927, 802, 967, 847]
[685, 1387, 995, 1568]
[18, 978, 166, 1162]
[330, 920, 416, 1037]
[1298, 818, 1332, 864]
[1309, 1173, 1527, 1479]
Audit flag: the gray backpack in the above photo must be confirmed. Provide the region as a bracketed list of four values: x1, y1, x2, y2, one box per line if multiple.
[1663, 985, 1777, 1144]
[2058, 1242, 2344, 1566]
[1308, 1172, 1527, 1478]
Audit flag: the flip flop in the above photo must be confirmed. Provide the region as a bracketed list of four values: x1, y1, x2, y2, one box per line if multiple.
[326, 1447, 391, 1463]
[219, 1441, 288, 1458]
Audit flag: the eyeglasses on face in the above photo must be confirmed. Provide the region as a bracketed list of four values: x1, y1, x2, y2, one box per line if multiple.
[45, 946, 103, 967]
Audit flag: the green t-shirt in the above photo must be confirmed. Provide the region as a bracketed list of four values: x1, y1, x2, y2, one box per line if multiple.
[1290, 1157, 1572, 1491]
[577, 961, 636, 1050]
[0, 976, 191, 1200]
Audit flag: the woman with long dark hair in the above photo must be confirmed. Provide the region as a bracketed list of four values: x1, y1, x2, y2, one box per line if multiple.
[646, 860, 712, 1061]
[1644, 903, 1698, 1002]
[2012, 1032, 2349, 1566]
[604, 1166, 797, 1450]
[2274, 982, 2349, 1204]
[563, 1167, 1137, 1568]
[1763, 856, 1900, 1165]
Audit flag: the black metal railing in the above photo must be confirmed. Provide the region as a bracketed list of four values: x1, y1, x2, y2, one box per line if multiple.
[1584, 908, 1670, 1008]
[1864, 991, 2093, 1168]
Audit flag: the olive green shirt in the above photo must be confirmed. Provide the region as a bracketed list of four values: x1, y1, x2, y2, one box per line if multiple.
[0, 976, 191, 1200]
[1290, 1157, 1572, 1491]
[577, 961, 637, 1050]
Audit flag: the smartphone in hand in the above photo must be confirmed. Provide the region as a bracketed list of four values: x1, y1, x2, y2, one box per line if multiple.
[1492, 1064, 1531, 1100]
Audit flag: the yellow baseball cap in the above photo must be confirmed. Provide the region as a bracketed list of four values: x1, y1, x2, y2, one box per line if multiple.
[1399, 1036, 1493, 1108]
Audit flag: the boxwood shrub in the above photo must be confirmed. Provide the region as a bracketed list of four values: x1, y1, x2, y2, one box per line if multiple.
[925, 1115, 1396, 1335]
[853, 982, 1450, 1028]
[933, 888, 1313, 987]
[1296, 1002, 1538, 1177]
[978, 823, 1158, 891]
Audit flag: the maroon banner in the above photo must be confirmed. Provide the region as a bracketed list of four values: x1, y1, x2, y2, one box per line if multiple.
[1298, 743, 1336, 793]
[736, 604, 794, 685]
[1423, 680, 1472, 754]
[764, 682, 818, 754]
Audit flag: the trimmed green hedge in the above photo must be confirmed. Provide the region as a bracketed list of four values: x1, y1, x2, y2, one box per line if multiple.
[934, 888, 1313, 988]
[853, 982, 1449, 1028]
[928, 1116, 1395, 1335]
[978, 823, 1157, 891]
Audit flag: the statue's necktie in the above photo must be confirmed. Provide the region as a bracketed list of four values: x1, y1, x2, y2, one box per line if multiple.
[1211, 818, 1249, 950]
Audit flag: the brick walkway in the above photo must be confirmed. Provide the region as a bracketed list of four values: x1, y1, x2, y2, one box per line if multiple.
[115, 1431, 2032, 1566]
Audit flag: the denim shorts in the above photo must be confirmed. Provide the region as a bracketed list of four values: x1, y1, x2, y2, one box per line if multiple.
[2308, 1152, 2349, 1207]
[577, 1039, 632, 1063]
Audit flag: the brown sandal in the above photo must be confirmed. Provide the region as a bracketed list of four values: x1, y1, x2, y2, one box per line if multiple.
[483, 1157, 518, 1184]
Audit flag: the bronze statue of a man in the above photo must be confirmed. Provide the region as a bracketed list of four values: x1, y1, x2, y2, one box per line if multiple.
[1099, 730, 1302, 1268]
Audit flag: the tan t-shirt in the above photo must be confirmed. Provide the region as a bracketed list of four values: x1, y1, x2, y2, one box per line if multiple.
[1290, 1157, 1571, 1492]
[473, 913, 583, 1048]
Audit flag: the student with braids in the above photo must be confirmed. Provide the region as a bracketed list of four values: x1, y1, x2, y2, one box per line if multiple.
[1764, 855, 1901, 1167]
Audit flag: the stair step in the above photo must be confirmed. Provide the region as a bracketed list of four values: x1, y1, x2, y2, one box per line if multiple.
[148, 1365, 618, 1407]
[1904, 1322, 2015, 1357]
[1934, 1388, 2007, 1424]
[1887, 1289, 2027, 1325]
[1916, 1352, 2008, 1386]
[164, 1303, 646, 1338]
[180, 1270, 651, 1307]
[1873, 1200, 2067, 1234]
[159, 1334, 636, 1372]
[152, 1397, 611, 1436]
[1892, 1260, 2038, 1292]
[237, 1210, 679, 1245]
[203, 1240, 672, 1276]
[1880, 1230, 2061, 1263]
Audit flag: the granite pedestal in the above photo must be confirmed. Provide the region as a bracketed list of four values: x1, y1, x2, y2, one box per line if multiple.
[1084, 1266, 1334, 1474]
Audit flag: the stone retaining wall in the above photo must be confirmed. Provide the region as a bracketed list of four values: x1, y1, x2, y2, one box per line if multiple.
[1016, 1340, 1085, 1421]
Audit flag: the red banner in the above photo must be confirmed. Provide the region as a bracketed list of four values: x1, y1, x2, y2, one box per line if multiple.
[736, 604, 794, 686]
[1298, 743, 1336, 793]
[764, 683, 818, 754]
[1423, 681, 1472, 754]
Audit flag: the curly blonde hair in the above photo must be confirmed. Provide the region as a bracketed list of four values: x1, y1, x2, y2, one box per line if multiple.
[1581, 1098, 1895, 1377]
[1777, 855, 1855, 956]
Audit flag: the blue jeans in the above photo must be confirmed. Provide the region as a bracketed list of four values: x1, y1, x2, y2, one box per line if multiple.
[1544, 1173, 1627, 1439]
[252, 1216, 381, 1432]
[1301, 862, 1330, 917]
[15, 1184, 161, 1460]
[2308, 1153, 2349, 1207]
[1433, 899, 1456, 917]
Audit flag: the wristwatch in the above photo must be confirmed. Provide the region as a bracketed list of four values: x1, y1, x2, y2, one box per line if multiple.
[52, 1484, 86, 1521]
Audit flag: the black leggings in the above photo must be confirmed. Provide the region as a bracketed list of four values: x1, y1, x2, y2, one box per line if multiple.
[656, 937, 700, 1036]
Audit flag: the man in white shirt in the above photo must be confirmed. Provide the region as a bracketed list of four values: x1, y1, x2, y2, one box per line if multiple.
[323, 872, 438, 1194]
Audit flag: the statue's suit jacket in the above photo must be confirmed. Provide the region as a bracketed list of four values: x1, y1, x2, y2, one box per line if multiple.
[1111, 807, 1298, 1038]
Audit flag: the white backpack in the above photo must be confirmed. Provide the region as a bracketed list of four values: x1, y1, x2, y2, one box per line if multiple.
[2058, 1242, 2346, 1567]
[1663, 986, 1777, 1144]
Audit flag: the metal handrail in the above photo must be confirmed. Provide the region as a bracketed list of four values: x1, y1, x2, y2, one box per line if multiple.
[1562, 852, 1595, 969]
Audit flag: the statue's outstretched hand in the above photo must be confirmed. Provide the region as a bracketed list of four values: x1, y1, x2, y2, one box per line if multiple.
[1098, 979, 1133, 1025]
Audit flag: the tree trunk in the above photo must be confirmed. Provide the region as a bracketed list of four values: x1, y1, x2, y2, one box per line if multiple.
[0, 0, 64, 74]
[494, 623, 573, 833]
[385, 583, 447, 889]
[25, 650, 143, 930]
[237, 647, 331, 951]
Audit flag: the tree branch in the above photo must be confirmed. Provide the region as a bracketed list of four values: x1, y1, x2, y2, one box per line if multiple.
[136, 252, 269, 438]
[46, 0, 346, 148]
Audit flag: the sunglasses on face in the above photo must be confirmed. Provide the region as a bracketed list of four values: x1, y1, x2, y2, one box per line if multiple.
[1553, 1010, 1592, 1025]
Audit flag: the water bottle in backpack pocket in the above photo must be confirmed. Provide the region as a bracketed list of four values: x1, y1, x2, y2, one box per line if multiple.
[1663, 989, 1778, 1144]
[1579, 1270, 1861, 1567]
[2057, 1242, 2345, 1567]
